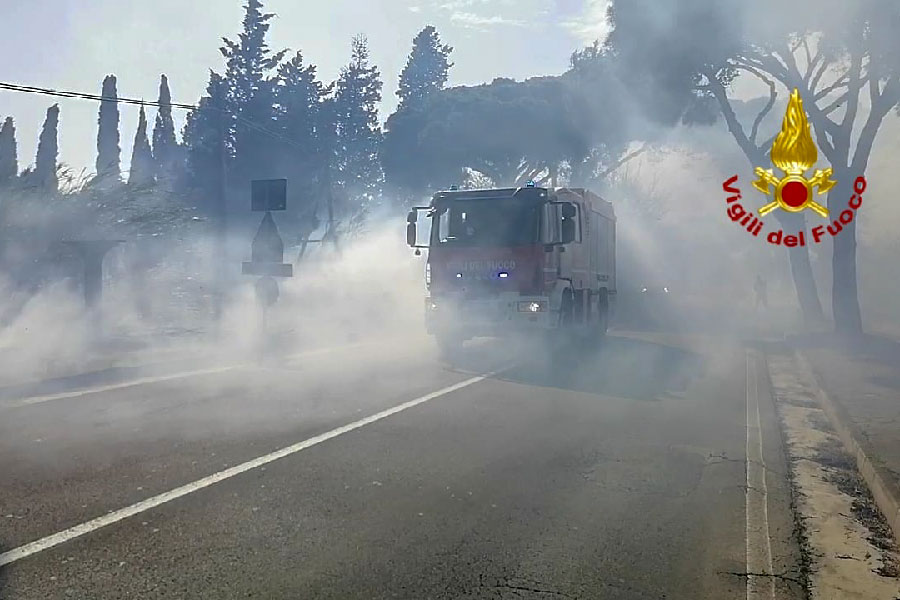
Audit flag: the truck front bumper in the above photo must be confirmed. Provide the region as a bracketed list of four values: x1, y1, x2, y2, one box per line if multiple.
[425, 294, 555, 338]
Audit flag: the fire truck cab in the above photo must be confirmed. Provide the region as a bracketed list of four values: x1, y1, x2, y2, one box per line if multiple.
[406, 184, 616, 353]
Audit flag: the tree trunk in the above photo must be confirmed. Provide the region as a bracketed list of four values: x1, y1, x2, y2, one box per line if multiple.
[827, 177, 863, 334]
[775, 211, 824, 326]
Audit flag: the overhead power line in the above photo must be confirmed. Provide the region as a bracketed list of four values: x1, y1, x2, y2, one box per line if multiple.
[0, 80, 306, 152]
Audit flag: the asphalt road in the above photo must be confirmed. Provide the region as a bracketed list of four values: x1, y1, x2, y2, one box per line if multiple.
[0, 332, 803, 599]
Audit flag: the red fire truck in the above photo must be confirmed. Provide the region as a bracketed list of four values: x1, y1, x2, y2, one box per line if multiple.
[406, 183, 616, 354]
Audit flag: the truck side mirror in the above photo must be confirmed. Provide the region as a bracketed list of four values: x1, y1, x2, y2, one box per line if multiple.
[406, 222, 418, 247]
[406, 210, 418, 224]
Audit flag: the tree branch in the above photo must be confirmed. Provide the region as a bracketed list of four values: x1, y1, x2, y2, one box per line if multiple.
[777, 43, 840, 162]
[739, 50, 790, 83]
[819, 91, 850, 116]
[595, 143, 648, 181]
[840, 48, 864, 151]
[745, 70, 777, 145]
[809, 57, 831, 92]
[814, 74, 851, 101]
[852, 75, 900, 173]
[703, 68, 765, 166]
[802, 38, 814, 74]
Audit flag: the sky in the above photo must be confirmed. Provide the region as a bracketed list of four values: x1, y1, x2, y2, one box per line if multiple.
[0, 0, 611, 176]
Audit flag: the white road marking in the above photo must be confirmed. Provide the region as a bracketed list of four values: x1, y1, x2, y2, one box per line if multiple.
[5, 366, 239, 408]
[2, 342, 378, 409]
[745, 349, 775, 600]
[0, 372, 493, 567]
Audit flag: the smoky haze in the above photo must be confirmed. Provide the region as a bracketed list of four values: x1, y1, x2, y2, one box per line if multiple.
[4, 4, 900, 599]
[1, 0, 898, 389]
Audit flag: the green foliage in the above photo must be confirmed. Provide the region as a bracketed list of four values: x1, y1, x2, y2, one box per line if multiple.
[397, 26, 453, 110]
[182, 71, 228, 214]
[0, 117, 17, 184]
[96, 75, 121, 183]
[382, 61, 630, 199]
[333, 35, 383, 208]
[219, 0, 287, 181]
[272, 50, 332, 233]
[34, 104, 60, 193]
[152, 74, 179, 181]
[129, 105, 155, 187]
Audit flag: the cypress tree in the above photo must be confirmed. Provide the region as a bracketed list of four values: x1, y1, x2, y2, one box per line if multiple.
[0, 117, 17, 184]
[152, 74, 178, 179]
[397, 26, 453, 110]
[34, 104, 60, 192]
[129, 105, 155, 187]
[96, 74, 121, 182]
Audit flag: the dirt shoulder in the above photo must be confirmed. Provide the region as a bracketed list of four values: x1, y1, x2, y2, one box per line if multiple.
[793, 334, 900, 505]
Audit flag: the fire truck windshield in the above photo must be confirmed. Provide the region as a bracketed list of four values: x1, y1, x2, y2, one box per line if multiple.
[431, 199, 540, 247]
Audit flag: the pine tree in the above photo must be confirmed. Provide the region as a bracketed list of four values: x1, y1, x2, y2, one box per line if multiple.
[220, 0, 287, 180]
[96, 75, 121, 182]
[397, 26, 453, 110]
[34, 104, 60, 192]
[152, 74, 178, 180]
[129, 105, 155, 187]
[333, 35, 384, 206]
[0, 117, 17, 185]
[183, 71, 228, 213]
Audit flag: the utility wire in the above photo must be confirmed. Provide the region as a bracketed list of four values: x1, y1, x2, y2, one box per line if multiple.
[0, 80, 307, 152]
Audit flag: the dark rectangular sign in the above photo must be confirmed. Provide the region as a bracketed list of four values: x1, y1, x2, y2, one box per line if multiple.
[251, 179, 287, 211]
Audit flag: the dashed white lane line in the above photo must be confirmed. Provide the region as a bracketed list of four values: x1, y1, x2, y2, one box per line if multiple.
[745, 349, 776, 600]
[1, 342, 378, 409]
[0, 372, 494, 567]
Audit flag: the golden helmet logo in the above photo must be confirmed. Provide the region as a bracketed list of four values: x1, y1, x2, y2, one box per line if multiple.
[753, 89, 836, 218]
[721, 89, 867, 248]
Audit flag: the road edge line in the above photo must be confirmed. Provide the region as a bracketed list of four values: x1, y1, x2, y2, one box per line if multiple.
[746, 348, 776, 599]
[794, 349, 900, 544]
[0, 371, 494, 567]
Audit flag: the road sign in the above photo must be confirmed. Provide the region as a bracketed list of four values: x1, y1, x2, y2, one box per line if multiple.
[242, 211, 293, 277]
[251, 179, 287, 212]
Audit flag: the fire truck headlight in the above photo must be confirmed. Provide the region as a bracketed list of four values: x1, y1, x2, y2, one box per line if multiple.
[498, 272, 509, 279]
[517, 301, 546, 313]
[456, 272, 463, 279]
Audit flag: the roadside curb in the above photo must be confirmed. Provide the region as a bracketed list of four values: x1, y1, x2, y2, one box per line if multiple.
[794, 348, 900, 544]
